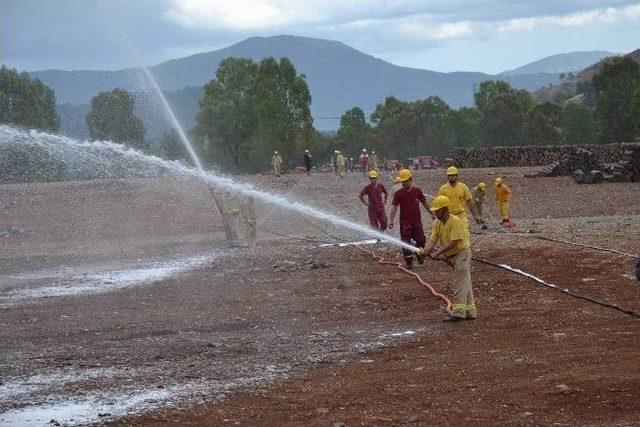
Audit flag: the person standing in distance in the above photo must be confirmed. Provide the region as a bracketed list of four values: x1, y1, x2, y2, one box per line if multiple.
[303, 149, 313, 176]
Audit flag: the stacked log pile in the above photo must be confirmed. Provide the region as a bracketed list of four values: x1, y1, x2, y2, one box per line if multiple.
[452, 143, 630, 168]
[606, 142, 640, 182]
[536, 148, 604, 178]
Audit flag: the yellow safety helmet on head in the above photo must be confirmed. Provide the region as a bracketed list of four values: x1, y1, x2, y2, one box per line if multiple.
[430, 195, 451, 212]
[478, 182, 486, 190]
[494, 177, 503, 185]
[396, 168, 412, 182]
[368, 170, 378, 179]
[446, 166, 459, 175]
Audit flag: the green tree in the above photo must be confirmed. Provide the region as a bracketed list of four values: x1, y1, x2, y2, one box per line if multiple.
[158, 129, 190, 163]
[630, 83, 640, 137]
[524, 102, 562, 145]
[448, 107, 480, 148]
[336, 107, 370, 154]
[593, 56, 640, 143]
[86, 88, 145, 148]
[370, 96, 452, 159]
[475, 80, 534, 146]
[312, 130, 337, 165]
[0, 66, 59, 132]
[558, 103, 599, 145]
[195, 58, 258, 172]
[253, 57, 314, 169]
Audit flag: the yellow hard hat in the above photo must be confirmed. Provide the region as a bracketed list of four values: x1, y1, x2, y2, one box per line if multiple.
[494, 177, 503, 185]
[430, 195, 451, 212]
[446, 166, 459, 175]
[479, 182, 486, 190]
[396, 168, 412, 182]
[368, 170, 378, 179]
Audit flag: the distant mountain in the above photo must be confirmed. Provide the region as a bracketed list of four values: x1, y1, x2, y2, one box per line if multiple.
[535, 49, 639, 104]
[500, 51, 618, 76]
[31, 35, 573, 136]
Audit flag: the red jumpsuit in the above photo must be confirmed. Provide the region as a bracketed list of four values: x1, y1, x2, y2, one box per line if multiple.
[391, 186, 427, 262]
[360, 183, 388, 230]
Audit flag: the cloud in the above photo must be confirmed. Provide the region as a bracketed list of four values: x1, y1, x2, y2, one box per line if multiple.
[497, 4, 640, 32]
[397, 20, 474, 40]
[163, 0, 640, 33]
[163, 0, 327, 30]
[391, 3, 640, 41]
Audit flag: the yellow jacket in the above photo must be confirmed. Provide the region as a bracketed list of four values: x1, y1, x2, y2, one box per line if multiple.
[493, 184, 512, 202]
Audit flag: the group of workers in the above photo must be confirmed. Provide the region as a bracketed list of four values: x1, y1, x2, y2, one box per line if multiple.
[359, 166, 513, 322]
[271, 149, 381, 177]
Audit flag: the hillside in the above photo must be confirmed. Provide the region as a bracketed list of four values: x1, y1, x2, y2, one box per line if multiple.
[32, 35, 569, 135]
[501, 51, 617, 76]
[535, 49, 639, 103]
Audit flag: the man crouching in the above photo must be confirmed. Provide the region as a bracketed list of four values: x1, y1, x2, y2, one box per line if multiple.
[423, 195, 477, 322]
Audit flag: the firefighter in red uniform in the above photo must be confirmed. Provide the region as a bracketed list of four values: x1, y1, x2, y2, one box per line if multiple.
[389, 169, 433, 269]
[359, 170, 388, 231]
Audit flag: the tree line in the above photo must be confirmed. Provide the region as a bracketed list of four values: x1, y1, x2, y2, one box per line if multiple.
[1, 55, 639, 174]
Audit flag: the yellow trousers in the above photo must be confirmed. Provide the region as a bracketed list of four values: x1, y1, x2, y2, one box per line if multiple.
[498, 201, 509, 220]
[450, 249, 476, 318]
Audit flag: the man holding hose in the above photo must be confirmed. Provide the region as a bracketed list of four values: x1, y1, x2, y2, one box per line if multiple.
[422, 195, 476, 322]
[389, 169, 432, 269]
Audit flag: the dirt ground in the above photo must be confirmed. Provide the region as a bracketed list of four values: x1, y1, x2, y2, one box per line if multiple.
[1, 167, 639, 426]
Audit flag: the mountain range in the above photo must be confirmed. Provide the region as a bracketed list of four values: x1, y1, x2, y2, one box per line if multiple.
[29, 35, 618, 137]
[500, 51, 616, 76]
[535, 49, 639, 103]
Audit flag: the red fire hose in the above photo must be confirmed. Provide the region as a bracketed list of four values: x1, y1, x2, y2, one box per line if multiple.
[363, 248, 453, 315]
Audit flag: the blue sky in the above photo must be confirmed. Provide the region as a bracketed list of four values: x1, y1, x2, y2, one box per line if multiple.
[2, 0, 639, 73]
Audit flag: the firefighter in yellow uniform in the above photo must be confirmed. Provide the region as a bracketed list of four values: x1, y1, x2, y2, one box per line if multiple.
[422, 195, 476, 322]
[238, 196, 257, 245]
[336, 151, 346, 176]
[370, 151, 379, 171]
[437, 166, 480, 230]
[472, 182, 487, 229]
[272, 151, 283, 176]
[493, 177, 512, 225]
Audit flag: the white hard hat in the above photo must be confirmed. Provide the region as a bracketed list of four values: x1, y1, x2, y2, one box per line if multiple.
[363, 148, 367, 152]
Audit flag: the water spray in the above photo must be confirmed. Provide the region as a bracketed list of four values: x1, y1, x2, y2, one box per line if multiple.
[0, 127, 420, 253]
[56, 4, 421, 254]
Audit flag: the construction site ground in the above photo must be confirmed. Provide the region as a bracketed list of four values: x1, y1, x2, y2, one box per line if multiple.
[1, 167, 639, 426]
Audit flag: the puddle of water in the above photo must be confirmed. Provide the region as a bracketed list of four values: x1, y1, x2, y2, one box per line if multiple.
[1, 252, 225, 306]
[0, 367, 289, 426]
[0, 386, 179, 426]
[0, 326, 435, 425]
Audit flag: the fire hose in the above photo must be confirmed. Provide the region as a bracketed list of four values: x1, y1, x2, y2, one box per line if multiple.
[363, 248, 453, 314]
[473, 257, 640, 319]
[312, 220, 638, 319]
[300, 217, 453, 314]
